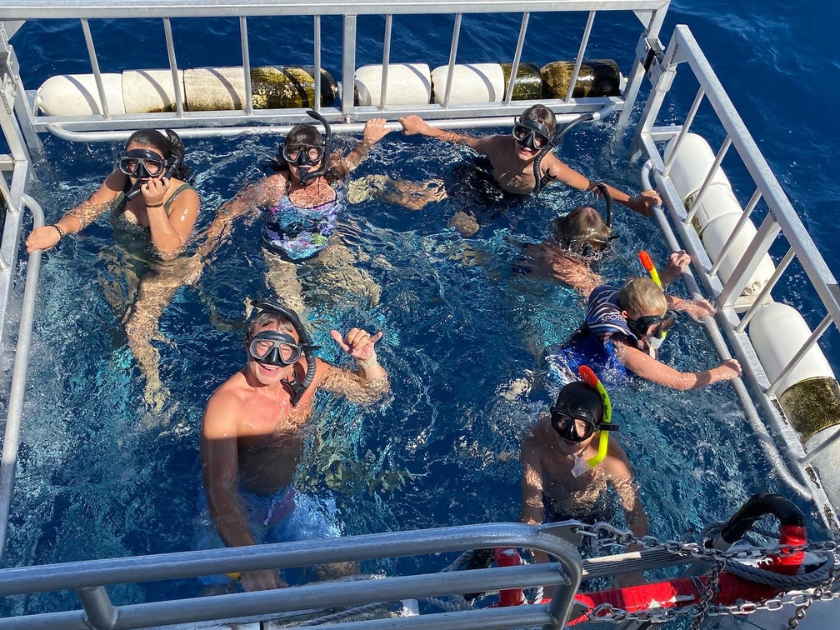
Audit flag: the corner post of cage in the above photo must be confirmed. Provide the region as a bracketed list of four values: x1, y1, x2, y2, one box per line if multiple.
[0, 40, 35, 161]
[718, 212, 781, 308]
[629, 25, 680, 159]
[313, 16, 322, 111]
[618, 5, 668, 127]
[0, 193, 44, 561]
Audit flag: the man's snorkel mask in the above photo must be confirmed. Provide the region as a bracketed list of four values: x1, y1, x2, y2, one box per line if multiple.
[248, 299, 320, 405]
[550, 366, 617, 477]
[280, 110, 333, 187]
[118, 149, 181, 201]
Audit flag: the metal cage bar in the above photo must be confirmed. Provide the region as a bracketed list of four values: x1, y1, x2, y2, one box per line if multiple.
[766, 314, 833, 397]
[162, 18, 184, 117]
[341, 15, 357, 116]
[503, 12, 530, 105]
[442, 13, 463, 109]
[661, 86, 704, 177]
[565, 10, 596, 102]
[79, 19, 110, 120]
[683, 134, 731, 225]
[708, 187, 762, 276]
[313, 16, 322, 110]
[735, 247, 795, 334]
[718, 212, 780, 307]
[379, 14, 393, 110]
[240, 16, 253, 115]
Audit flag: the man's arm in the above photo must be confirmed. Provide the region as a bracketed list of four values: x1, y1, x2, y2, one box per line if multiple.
[541, 154, 660, 217]
[318, 329, 390, 403]
[399, 115, 494, 154]
[603, 447, 648, 539]
[201, 391, 285, 590]
[665, 294, 716, 321]
[520, 431, 545, 526]
[615, 342, 742, 390]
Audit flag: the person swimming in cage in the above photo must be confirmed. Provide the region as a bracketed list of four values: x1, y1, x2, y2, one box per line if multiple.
[25, 128, 200, 411]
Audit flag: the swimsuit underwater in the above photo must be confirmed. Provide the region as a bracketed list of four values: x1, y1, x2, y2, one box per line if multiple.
[261, 188, 344, 262]
[544, 285, 642, 387]
[114, 181, 194, 222]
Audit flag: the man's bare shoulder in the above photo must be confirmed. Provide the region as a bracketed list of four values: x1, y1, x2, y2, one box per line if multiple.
[203, 372, 250, 429]
[523, 416, 551, 446]
[602, 440, 633, 479]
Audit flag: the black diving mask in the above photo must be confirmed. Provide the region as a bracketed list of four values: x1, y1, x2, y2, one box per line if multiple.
[550, 406, 616, 443]
[512, 119, 551, 151]
[118, 149, 170, 179]
[627, 312, 676, 340]
[248, 330, 304, 366]
[282, 144, 325, 167]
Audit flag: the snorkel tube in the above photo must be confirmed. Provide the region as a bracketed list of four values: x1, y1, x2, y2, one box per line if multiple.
[250, 299, 320, 406]
[297, 109, 333, 186]
[591, 181, 614, 229]
[533, 112, 595, 196]
[578, 365, 612, 468]
[638, 250, 668, 343]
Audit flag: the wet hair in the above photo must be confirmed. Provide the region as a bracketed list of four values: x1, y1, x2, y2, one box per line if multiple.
[618, 277, 667, 315]
[125, 128, 192, 181]
[554, 381, 604, 423]
[520, 104, 557, 136]
[267, 123, 347, 182]
[246, 310, 296, 340]
[551, 205, 611, 256]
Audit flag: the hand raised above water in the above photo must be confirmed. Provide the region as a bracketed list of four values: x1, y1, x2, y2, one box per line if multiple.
[330, 328, 383, 364]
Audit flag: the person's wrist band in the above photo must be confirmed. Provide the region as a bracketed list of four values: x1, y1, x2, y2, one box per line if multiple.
[356, 353, 378, 370]
[50, 224, 66, 239]
[146, 202, 164, 208]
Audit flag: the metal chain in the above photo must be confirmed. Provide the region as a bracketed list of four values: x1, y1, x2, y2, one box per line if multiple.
[784, 563, 836, 630]
[688, 561, 722, 630]
[570, 522, 839, 625]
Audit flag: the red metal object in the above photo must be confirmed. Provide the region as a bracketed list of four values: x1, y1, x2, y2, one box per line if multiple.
[494, 548, 525, 607]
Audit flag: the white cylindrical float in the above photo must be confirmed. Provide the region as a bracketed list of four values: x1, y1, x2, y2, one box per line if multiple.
[354, 63, 431, 106]
[35, 73, 126, 116]
[123, 69, 184, 114]
[687, 184, 743, 235]
[431, 63, 505, 103]
[664, 132, 732, 202]
[701, 213, 775, 296]
[749, 301, 840, 507]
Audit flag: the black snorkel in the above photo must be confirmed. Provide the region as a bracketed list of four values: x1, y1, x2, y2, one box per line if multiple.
[532, 112, 595, 196]
[250, 299, 320, 406]
[296, 110, 333, 187]
[590, 181, 613, 229]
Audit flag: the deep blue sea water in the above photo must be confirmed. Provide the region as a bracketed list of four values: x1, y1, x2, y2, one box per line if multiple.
[2, 0, 840, 619]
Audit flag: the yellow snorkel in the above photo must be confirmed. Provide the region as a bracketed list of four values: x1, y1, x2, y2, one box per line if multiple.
[578, 365, 612, 468]
[639, 250, 668, 342]
[638, 250, 662, 288]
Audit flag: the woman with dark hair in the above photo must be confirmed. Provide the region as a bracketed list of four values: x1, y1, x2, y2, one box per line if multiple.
[192, 117, 440, 313]
[26, 128, 200, 411]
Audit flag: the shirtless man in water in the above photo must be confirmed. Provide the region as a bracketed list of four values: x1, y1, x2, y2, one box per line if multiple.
[399, 104, 660, 235]
[200, 299, 389, 591]
[520, 381, 648, 561]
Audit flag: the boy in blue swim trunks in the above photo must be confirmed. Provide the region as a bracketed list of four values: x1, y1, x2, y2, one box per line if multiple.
[200, 299, 389, 591]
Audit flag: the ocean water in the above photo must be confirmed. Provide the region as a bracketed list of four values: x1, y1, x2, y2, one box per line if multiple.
[2, 0, 839, 620]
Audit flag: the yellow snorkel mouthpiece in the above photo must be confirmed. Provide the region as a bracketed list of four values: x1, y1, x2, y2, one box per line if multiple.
[578, 365, 612, 468]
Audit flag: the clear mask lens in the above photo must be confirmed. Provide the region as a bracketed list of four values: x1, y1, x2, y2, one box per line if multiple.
[248, 331, 302, 366]
[283, 144, 325, 166]
[118, 155, 165, 178]
[551, 410, 597, 443]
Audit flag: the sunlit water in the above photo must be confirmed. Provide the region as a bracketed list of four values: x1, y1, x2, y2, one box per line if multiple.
[1, 1, 838, 618]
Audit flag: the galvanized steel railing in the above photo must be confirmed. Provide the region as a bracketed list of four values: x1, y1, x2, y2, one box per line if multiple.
[632, 24, 840, 532]
[0, 0, 672, 146]
[0, 523, 583, 630]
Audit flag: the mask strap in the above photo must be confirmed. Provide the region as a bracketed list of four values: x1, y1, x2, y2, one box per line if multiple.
[578, 365, 613, 468]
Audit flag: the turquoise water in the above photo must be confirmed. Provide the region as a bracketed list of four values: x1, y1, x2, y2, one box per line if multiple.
[2, 1, 838, 618]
